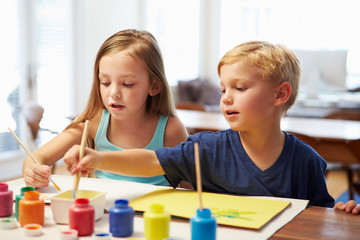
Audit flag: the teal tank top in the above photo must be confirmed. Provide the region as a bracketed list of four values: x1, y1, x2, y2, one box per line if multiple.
[94, 109, 169, 186]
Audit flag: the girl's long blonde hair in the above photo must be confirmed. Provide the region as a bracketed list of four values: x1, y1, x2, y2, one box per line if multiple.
[66, 29, 176, 145]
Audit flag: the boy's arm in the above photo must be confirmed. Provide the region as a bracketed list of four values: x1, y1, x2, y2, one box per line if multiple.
[64, 145, 165, 177]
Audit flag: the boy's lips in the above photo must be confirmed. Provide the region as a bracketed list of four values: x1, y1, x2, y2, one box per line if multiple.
[225, 110, 239, 119]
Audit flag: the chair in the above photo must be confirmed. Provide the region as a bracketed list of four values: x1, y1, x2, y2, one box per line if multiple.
[292, 132, 360, 200]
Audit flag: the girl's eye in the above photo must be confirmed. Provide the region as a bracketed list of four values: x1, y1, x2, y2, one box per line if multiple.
[123, 83, 134, 87]
[101, 81, 110, 87]
[220, 89, 226, 95]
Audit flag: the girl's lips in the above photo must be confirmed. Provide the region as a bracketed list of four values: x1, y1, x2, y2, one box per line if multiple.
[109, 103, 124, 111]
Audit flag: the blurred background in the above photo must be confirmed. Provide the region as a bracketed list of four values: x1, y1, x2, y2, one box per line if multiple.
[1, 0, 360, 181]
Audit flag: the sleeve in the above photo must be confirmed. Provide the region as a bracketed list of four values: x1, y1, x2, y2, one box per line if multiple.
[307, 153, 335, 207]
[155, 134, 200, 188]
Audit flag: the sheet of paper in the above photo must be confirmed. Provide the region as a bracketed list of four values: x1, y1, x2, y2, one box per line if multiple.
[130, 188, 291, 229]
[6, 176, 309, 239]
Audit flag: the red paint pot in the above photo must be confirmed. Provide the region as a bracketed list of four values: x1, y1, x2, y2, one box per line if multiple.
[69, 198, 95, 236]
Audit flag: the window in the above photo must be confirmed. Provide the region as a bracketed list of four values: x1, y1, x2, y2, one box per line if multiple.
[220, 0, 360, 89]
[0, 0, 73, 180]
[143, 0, 200, 86]
[0, 0, 26, 153]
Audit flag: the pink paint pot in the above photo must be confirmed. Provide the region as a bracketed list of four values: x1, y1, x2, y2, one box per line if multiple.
[0, 183, 13, 217]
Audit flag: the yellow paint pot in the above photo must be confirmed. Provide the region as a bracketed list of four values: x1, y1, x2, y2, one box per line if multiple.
[51, 190, 106, 224]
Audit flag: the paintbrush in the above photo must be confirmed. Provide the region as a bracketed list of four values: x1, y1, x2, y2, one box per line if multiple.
[8, 127, 61, 191]
[194, 142, 203, 210]
[72, 120, 89, 199]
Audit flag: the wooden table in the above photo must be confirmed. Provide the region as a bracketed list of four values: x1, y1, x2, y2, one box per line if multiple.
[176, 109, 360, 199]
[271, 206, 360, 240]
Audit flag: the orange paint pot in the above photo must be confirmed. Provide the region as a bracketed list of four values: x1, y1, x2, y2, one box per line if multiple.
[19, 191, 45, 226]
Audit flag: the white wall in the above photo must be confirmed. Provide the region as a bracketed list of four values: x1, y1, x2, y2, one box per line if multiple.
[72, 0, 143, 115]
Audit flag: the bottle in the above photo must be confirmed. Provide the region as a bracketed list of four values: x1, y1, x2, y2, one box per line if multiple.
[144, 203, 170, 240]
[109, 199, 134, 237]
[19, 190, 45, 226]
[191, 208, 217, 240]
[0, 183, 13, 217]
[15, 186, 35, 220]
[69, 198, 95, 236]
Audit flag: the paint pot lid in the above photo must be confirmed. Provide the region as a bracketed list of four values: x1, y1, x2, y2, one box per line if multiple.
[92, 232, 112, 239]
[23, 223, 43, 236]
[60, 229, 78, 240]
[0, 217, 17, 229]
[0, 183, 9, 191]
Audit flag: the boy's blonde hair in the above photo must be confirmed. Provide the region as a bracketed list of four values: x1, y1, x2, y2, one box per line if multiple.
[68, 29, 176, 135]
[217, 41, 301, 112]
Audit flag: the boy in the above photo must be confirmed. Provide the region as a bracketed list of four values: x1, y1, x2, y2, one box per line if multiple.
[64, 41, 359, 213]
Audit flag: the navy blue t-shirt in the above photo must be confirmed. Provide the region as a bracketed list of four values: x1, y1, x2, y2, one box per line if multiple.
[155, 129, 334, 207]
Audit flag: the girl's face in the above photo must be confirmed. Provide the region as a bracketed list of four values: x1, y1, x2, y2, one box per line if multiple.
[219, 60, 278, 131]
[98, 51, 153, 120]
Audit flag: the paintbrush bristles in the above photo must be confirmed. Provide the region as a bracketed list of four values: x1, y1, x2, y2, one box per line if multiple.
[194, 142, 203, 210]
[72, 120, 90, 198]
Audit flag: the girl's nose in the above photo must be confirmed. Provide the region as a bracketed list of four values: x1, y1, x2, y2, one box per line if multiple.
[110, 86, 121, 99]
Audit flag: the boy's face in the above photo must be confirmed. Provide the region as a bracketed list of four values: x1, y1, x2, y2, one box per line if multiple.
[219, 60, 279, 131]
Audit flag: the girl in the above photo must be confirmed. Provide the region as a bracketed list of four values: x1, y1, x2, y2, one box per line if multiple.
[22, 29, 188, 187]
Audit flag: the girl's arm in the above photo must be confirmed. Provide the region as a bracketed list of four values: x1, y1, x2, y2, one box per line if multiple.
[164, 116, 188, 147]
[64, 146, 165, 177]
[22, 121, 96, 187]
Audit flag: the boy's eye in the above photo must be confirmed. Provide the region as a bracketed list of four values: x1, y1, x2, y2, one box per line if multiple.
[236, 87, 247, 91]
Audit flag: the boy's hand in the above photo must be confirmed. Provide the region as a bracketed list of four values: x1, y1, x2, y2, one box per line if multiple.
[23, 162, 51, 188]
[63, 145, 101, 176]
[334, 200, 360, 215]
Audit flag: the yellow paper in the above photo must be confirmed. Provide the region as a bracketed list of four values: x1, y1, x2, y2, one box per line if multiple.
[130, 188, 291, 229]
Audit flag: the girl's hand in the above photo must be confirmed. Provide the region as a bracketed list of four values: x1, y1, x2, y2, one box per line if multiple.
[63, 145, 101, 176]
[334, 200, 360, 215]
[23, 162, 51, 188]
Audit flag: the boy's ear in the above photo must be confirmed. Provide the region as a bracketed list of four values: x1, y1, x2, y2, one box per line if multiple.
[149, 79, 162, 96]
[274, 81, 292, 106]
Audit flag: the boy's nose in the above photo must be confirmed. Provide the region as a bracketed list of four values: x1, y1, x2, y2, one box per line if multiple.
[221, 92, 233, 104]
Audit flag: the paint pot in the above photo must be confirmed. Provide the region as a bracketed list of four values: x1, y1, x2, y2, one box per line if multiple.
[51, 189, 105, 224]
[23, 223, 43, 237]
[15, 186, 35, 220]
[0, 183, 13, 217]
[92, 232, 112, 239]
[0, 217, 17, 229]
[109, 199, 134, 237]
[59, 229, 78, 240]
[69, 198, 95, 236]
[144, 203, 170, 240]
[190, 208, 216, 240]
[19, 190, 45, 226]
